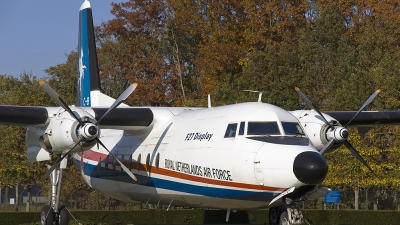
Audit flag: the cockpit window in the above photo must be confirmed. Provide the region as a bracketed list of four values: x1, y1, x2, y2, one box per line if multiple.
[282, 122, 305, 135]
[224, 123, 238, 138]
[247, 122, 280, 135]
[238, 122, 245, 135]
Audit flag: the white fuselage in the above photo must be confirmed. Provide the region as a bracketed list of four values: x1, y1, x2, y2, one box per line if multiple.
[72, 102, 320, 209]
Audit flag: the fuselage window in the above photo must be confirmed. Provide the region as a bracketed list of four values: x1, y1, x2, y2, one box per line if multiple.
[247, 122, 280, 135]
[105, 157, 108, 172]
[224, 123, 238, 138]
[112, 158, 116, 173]
[155, 153, 160, 171]
[137, 154, 141, 172]
[129, 155, 133, 171]
[120, 156, 124, 172]
[146, 153, 151, 172]
[282, 122, 305, 135]
[238, 122, 245, 135]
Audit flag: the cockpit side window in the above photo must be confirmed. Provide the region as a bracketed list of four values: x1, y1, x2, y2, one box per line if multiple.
[238, 122, 245, 135]
[224, 123, 238, 138]
[248, 122, 280, 135]
[282, 122, 305, 135]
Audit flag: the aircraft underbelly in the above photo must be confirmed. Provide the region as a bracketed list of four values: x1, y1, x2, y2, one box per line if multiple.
[89, 176, 272, 209]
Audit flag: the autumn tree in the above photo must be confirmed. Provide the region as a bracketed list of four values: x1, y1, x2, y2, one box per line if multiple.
[96, 0, 182, 106]
[0, 73, 52, 210]
[309, 0, 400, 210]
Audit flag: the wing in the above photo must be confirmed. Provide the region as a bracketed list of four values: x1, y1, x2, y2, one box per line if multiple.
[0, 105, 153, 128]
[323, 111, 400, 127]
[0, 106, 48, 126]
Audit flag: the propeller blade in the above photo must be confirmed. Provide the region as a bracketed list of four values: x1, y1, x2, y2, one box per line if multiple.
[319, 139, 335, 155]
[39, 80, 82, 123]
[344, 89, 381, 127]
[96, 137, 137, 181]
[295, 87, 334, 130]
[41, 138, 84, 180]
[96, 83, 137, 125]
[343, 140, 377, 176]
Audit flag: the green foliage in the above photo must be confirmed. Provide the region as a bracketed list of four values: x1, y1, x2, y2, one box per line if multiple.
[45, 51, 78, 105]
[302, 210, 400, 225]
[3, 210, 400, 225]
[324, 126, 400, 204]
[0, 74, 51, 188]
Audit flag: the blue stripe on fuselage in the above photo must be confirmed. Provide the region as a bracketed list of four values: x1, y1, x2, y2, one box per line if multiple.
[75, 158, 276, 202]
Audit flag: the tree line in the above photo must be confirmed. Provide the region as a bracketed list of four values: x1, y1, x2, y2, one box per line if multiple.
[1, 0, 400, 210]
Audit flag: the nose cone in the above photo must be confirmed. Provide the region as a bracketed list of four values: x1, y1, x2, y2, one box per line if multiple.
[293, 151, 328, 184]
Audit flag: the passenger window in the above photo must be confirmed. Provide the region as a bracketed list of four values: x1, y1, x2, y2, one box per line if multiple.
[146, 153, 151, 172]
[239, 122, 245, 135]
[137, 154, 141, 171]
[120, 156, 124, 172]
[224, 123, 238, 138]
[155, 153, 160, 171]
[112, 158, 116, 171]
[129, 155, 133, 170]
[248, 122, 280, 135]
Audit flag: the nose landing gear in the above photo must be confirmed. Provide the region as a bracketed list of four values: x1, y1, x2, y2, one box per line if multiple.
[269, 203, 303, 225]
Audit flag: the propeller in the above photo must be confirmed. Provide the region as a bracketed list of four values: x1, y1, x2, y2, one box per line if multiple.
[41, 137, 84, 180]
[40, 81, 138, 181]
[343, 89, 381, 128]
[95, 137, 137, 181]
[294, 87, 334, 130]
[40, 81, 83, 123]
[295, 87, 379, 176]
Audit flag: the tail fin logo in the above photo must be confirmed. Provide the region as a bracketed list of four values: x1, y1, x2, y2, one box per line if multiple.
[78, 46, 90, 106]
[79, 48, 87, 79]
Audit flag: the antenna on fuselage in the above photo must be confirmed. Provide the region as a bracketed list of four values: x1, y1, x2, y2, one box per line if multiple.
[208, 94, 211, 108]
[244, 90, 264, 102]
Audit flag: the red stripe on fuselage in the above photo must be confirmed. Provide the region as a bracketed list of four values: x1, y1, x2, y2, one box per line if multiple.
[77, 150, 286, 192]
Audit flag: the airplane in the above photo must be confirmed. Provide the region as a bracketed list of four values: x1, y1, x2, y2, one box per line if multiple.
[2, 1, 400, 225]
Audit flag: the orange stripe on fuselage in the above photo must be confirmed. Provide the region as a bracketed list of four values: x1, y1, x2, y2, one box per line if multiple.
[77, 150, 286, 192]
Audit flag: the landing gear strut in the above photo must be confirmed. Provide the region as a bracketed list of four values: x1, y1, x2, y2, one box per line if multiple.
[40, 157, 69, 225]
[269, 203, 303, 225]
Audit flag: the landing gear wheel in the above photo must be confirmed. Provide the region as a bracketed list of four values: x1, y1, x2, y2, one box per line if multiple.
[279, 211, 289, 225]
[40, 205, 54, 225]
[269, 207, 280, 225]
[57, 206, 69, 225]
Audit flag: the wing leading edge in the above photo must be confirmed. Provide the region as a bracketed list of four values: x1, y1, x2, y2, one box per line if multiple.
[324, 111, 400, 127]
[0, 106, 48, 126]
[0, 105, 153, 129]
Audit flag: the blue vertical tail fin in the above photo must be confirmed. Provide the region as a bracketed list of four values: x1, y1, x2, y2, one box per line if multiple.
[77, 0, 101, 107]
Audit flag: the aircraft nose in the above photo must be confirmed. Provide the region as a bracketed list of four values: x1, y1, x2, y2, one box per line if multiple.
[293, 151, 328, 185]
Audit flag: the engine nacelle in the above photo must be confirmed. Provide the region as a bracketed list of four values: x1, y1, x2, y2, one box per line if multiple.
[37, 107, 98, 155]
[291, 110, 348, 152]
